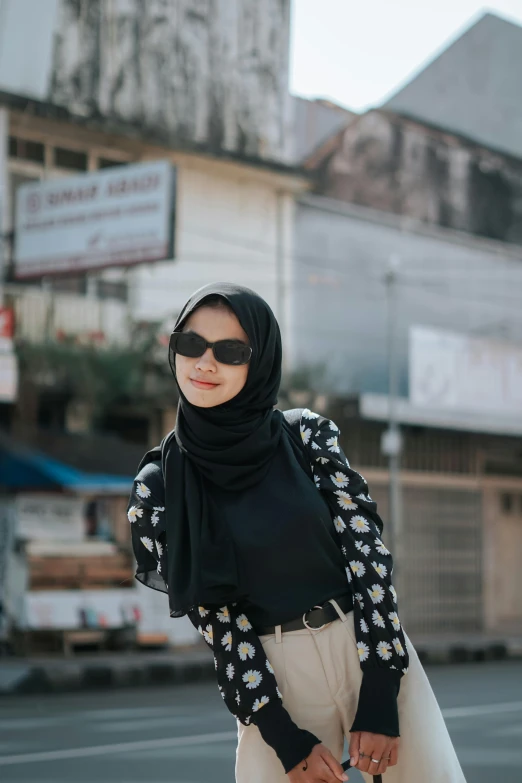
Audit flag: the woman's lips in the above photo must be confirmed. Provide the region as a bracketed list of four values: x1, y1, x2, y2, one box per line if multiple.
[190, 378, 219, 390]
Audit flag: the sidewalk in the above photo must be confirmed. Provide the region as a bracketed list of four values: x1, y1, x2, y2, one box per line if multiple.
[1, 632, 521, 696]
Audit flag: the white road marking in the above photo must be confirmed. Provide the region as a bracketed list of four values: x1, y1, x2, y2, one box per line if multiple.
[0, 730, 237, 766]
[442, 701, 522, 718]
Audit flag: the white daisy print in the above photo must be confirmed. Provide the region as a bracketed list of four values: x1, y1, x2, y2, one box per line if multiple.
[243, 670, 263, 689]
[316, 456, 329, 464]
[402, 667, 409, 675]
[300, 425, 312, 445]
[349, 560, 366, 577]
[389, 612, 401, 631]
[355, 592, 365, 608]
[217, 607, 230, 623]
[302, 409, 319, 420]
[311, 440, 320, 450]
[221, 632, 232, 652]
[140, 536, 153, 552]
[150, 511, 160, 526]
[214, 657, 218, 670]
[372, 561, 388, 578]
[393, 637, 406, 656]
[326, 436, 340, 453]
[375, 538, 390, 556]
[377, 641, 393, 661]
[335, 491, 358, 511]
[236, 614, 252, 632]
[202, 625, 213, 645]
[390, 585, 398, 603]
[198, 606, 210, 617]
[156, 561, 162, 574]
[345, 566, 352, 583]
[334, 515, 346, 533]
[357, 642, 370, 662]
[235, 690, 241, 705]
[154, 506, 165, 512]
[136, 482, 151, 499]
[341, 545, 347, 557]
[331, 471, 349, 488]
[266, 659, 274, 674]
[360, 618, 369, 633]
[314, 474, 321, 489]
[355, 540, 371, 556]
[368, 584, 385, 604]
[372, 609, 385, 628]
[276, 686, 283, 700]
[226, 662, 235, 680]
[349, 515, 370, 533]
[253, 695, 270, 711]
[356, 493, 369, 501]
[127, 506, 143, 523]
[155, 540, 163, 558]
[237, 641, 255, 661]
[329, 420, 339, 431]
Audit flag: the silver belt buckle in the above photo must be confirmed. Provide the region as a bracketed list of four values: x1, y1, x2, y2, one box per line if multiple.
[303, 604, 327, 631]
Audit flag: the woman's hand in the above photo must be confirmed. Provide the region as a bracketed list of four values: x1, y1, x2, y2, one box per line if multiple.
[288, 743, 348, 782]
[349, 731, 399, 776]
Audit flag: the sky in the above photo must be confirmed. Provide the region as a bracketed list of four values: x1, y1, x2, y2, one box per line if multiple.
[289, 1, 522, 111]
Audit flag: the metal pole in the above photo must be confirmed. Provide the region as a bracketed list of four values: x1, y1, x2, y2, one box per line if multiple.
[382, 254, 403, 587]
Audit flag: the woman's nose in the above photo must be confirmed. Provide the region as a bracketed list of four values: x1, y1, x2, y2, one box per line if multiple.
[195, 347, 216, 370]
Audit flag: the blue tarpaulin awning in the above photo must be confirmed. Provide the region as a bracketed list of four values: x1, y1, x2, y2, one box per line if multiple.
[0, 432, 133, 493]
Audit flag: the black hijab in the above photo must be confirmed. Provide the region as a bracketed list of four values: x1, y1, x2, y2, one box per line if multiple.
[163, 282, 295, 617]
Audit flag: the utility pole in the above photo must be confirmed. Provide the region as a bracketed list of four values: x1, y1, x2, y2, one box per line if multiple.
[381, 254, 404, 590]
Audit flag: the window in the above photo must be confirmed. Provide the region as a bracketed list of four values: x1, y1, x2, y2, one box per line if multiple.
[8, 136, 45, 163]
[98, 157, 127, 169]
[96, 279, 128, 302]
[500, 492, 513, 513]
[53, 147, 88, 171]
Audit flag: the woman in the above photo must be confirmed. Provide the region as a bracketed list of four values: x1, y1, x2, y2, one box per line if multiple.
[128, 282, 466, 783]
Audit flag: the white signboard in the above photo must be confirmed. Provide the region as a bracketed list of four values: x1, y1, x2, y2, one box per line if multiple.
[16, 494, 84, 542]
[410, 326, 522, 415]
[14, 160, 175, 278]
[25, 589, 142, 630]
[25, 587, 200, 646]
[0, 351, 17, 402]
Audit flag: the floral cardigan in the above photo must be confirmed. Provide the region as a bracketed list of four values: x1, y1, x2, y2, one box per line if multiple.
[128, 409, 409, 774]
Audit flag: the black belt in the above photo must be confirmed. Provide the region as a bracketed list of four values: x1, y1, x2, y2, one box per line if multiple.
[254, 593, 353, 636]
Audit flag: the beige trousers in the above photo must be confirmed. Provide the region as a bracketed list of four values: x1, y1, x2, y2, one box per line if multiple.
[236, 600, 466, 782]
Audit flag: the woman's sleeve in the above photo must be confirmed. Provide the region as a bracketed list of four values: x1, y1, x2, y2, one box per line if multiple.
[187, 604, 320, 774]
[301, 409, 409, 737]
[127, 462, 168, 594]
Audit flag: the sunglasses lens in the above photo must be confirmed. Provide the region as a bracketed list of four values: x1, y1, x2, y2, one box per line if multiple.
[214, 341, 252, 365]
[171, 332, 206, 358]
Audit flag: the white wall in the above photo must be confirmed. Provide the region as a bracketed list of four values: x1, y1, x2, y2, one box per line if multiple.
[130, 159, 297, 364]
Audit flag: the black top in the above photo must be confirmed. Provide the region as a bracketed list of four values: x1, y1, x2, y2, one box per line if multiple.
[206, 432, 350, 628]
[129, 410, 409, 775]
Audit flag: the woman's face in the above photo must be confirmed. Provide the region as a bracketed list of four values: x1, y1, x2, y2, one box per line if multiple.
[175, 305, 250, 408]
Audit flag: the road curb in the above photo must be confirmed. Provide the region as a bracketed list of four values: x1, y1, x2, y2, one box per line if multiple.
[1, 640, 520, 696]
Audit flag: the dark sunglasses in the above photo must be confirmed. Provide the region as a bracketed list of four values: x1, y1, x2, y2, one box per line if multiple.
[169, 331, 252, 366]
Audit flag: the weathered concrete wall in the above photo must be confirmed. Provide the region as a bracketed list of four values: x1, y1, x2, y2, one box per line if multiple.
[49, 0, 293, 163]
[310, 110, 522, 246]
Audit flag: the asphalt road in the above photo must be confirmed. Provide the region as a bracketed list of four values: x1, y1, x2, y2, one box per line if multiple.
[0, 660, 521, 782]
